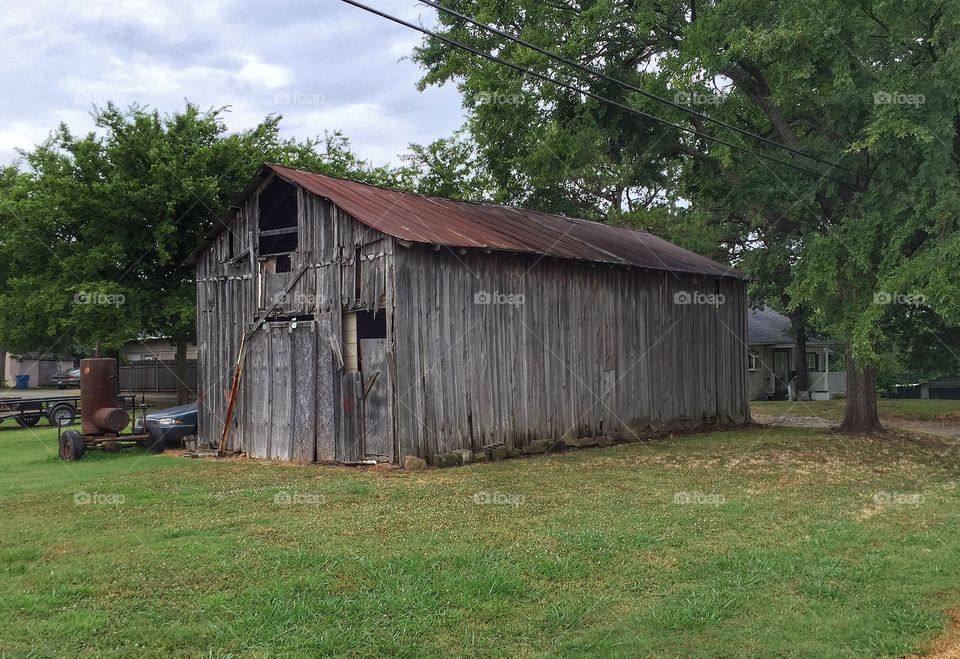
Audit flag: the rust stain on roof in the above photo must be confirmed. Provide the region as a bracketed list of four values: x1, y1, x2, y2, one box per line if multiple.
[217, 163, 744, 279]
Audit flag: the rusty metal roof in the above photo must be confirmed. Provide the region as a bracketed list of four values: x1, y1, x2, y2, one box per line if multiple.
[209, 163, 743, 278]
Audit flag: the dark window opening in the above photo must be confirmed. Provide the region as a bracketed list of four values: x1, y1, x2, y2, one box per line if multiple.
[354, 246, 362, 302]
[356, 309, 387, 339]
[274, 254, 292, 273]
[258, 179, 298, 255]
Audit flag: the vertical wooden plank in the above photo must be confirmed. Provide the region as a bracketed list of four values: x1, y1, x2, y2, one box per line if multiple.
[315, 312, 337, 462]
[291, 322, 317, 463]
[360, 338, 392, 461]
[270, 326, 291, 461]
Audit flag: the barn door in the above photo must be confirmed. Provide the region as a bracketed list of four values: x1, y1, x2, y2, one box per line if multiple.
[360, 338, 392, 462]
[244, 321, 317, 461]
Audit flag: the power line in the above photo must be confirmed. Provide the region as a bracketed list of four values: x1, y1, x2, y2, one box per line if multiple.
[340, 0, 853, 188]
[421, 0, 847, 173]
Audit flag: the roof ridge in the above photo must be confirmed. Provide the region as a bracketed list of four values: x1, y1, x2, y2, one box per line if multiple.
[196, 163, 745, 279]
[266, 162, 661, 239]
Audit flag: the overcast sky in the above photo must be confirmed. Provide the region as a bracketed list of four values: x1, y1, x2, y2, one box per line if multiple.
[0, 0, 466, 168]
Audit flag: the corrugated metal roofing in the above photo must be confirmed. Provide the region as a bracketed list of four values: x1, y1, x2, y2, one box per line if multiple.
[217, 163, 743, 278]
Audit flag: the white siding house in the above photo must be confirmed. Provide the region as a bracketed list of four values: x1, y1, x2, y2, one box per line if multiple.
[747, 307, 846, 401]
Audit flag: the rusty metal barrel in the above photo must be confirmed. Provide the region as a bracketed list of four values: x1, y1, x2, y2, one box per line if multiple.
[80, 358, 129, 434]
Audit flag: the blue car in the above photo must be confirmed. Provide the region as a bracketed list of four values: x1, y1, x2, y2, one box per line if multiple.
[133, 402, 197, 446]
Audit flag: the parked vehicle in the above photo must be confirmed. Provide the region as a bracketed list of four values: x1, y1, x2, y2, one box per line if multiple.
[50, 368, 81, 389]
[133, 402, 197, 446]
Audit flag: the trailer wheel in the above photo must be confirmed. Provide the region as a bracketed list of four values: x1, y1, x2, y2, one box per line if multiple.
[59, 430, 85, 461]
[47, 404, 76, 427]
[15, 414, 41, 428]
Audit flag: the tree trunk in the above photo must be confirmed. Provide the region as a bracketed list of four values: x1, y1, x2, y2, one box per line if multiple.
[175, 338, 190, 405]
[786, 307, 809, 401]
[0, 347, 6, 388]
[794, 327, 809, 401]
[840, 350, 885, 434]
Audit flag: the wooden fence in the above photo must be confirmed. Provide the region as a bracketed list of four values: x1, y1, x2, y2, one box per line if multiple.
[119, 360, 197, 393]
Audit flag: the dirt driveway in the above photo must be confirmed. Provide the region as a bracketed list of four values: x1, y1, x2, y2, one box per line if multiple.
[752, 411, 960, 440]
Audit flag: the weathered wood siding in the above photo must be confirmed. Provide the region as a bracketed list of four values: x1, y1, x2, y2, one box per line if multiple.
[391, 245, 748, 461]
[196, 176, 394, 458]
[196, 203, 256, 454]
[198, 180, 748, 465]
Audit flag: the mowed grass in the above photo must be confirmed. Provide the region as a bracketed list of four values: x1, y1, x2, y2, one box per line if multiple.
[752, 398, 960, 422]
[3, 424, 960, 657]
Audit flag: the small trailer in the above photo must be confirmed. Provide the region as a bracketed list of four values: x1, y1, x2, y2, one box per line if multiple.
[0, 393, 143, 429]
[0, 395, 82, 428]
[57, 358, 157, 461]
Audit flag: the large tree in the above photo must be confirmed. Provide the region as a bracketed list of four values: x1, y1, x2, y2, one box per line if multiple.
[414, 0, 960, 433]
[0, 103, 406, 402]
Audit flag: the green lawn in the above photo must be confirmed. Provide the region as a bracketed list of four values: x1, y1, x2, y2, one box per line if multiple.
[3, 424, 960, 657]
[751, 398, 960, 422]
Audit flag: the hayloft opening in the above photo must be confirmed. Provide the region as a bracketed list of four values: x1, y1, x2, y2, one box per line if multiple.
[356, 309, 387, 339]
[258, 179, 298, 255]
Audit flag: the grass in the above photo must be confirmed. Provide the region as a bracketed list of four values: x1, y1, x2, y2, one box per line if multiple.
[751, 398, 960, 422]
[3, 424, 960, 657]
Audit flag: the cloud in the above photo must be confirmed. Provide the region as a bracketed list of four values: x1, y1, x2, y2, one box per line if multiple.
[0, 0, 465, 167]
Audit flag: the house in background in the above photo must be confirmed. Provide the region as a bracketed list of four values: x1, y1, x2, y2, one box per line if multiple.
[1, 352, 75, 389]
[919, 376, 960, 400]
[121, 336, 197, 362]
[747, 306, 846, 401]
[192, 163, 750, 465]
[117, 337, 198, 393]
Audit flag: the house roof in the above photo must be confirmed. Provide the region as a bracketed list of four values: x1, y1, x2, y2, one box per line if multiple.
[196, 163, 744, 279]
[920, 375, 960, 387]
[748, 306, 837, 347]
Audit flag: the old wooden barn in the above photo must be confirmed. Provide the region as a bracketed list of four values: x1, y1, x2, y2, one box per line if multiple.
[193, 163, 749, 464]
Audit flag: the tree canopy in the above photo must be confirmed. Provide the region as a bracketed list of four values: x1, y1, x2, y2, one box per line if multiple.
[0, 103, 407, 360]
[413, 0, 960, 430]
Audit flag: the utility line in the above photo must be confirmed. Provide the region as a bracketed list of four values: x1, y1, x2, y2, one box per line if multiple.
[340, 0, 853, 189]
[421, 0, 847, 173]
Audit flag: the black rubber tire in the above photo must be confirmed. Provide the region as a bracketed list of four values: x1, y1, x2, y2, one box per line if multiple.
[15, 414, 41, 428]
[144, 432, 165, 454]
[59, 430, 85, 461]
[47, 404, 76, 427]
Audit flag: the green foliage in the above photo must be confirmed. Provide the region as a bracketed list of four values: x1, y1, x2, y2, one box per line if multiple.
[0, 104, 403, 355]
[414, 0, 690, 220]
[415, 0, 960, 378]
[401, 130, 494, 200]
